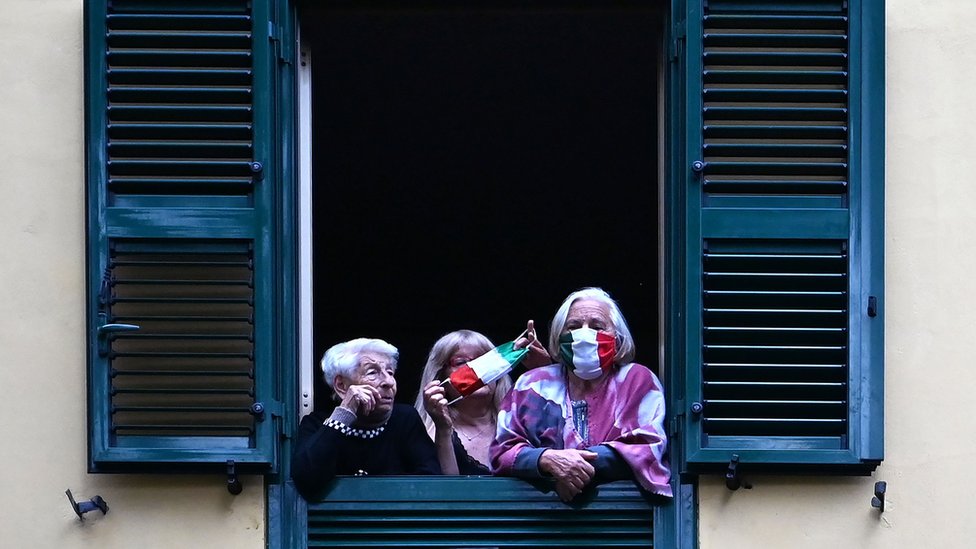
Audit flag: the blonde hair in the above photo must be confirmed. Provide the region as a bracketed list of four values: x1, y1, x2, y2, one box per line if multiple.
[413, 329, 513, 437]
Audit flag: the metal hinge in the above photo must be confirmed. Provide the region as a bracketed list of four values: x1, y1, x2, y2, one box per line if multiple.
[268, 21, 291, 65]
[670, 21, 686, 63]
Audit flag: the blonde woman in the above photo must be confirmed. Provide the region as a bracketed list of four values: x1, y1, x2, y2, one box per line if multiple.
[414, 330, 513, 475]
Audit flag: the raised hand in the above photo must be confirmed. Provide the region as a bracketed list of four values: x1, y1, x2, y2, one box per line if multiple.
[340, 384, 381, 417]
[422, 380, 454, 429]
[514, 319, 553, 369]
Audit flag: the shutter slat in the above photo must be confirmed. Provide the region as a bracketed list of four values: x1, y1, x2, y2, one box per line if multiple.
[700, 240, 849, 438]
[106, 239, 257, 439]
[306, 479, 654, 548]
[702, 7, 849, 197]
[106, 6, 255, 198]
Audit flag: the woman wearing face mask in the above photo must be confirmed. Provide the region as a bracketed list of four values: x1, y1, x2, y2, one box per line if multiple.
[489, 288, 673, 502]
[416, 326, 548, 475]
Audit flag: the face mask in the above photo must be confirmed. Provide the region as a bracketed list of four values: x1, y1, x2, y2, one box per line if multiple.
[558, 327, 616, 380]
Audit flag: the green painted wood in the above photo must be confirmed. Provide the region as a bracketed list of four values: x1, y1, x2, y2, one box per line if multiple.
[680, 0, 883, 472]
[305, 478, 657, 548]
[86, 0, 278, 472]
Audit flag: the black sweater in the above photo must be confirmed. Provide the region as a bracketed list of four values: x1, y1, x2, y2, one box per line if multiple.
[291, 403, 441, 499]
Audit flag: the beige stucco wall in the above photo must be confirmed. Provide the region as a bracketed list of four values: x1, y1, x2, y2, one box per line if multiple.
[0, 1, 265, 547]
[698, 1, 976, 547]
[1, 0, 971, 547]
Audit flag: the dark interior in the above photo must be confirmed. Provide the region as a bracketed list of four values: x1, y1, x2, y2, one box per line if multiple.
[303, 0, 663, 409]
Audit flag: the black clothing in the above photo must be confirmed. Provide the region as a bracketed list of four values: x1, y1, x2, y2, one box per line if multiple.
[452, 431, 491, 475]
[292, 403, 441, 500]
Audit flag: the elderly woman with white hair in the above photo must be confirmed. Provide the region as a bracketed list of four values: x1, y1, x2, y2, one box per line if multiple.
[292, 338, 440, 499]
[489, 288, 673, 502]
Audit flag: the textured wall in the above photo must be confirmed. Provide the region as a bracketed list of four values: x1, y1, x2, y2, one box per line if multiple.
[0, 1, 266, 547]
[699, 1, 976, 547]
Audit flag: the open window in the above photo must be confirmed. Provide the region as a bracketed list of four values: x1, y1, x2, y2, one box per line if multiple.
[299, 0, 667, 413]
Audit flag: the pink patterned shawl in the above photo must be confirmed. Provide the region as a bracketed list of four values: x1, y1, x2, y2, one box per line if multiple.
[490, 363, 673, 497]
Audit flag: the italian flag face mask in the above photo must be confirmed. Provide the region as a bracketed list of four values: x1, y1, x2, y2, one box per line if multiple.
[558, 327, 616, 380]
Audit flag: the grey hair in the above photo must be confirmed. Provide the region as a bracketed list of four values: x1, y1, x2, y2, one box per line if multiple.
[547, 287, 636, 365]
[321, 337, 399, 389]
[413, 329, 513, 437]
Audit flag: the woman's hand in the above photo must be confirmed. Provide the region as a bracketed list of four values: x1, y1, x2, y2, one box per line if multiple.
[514, 319, 552, 369]
[339, 384, 381, 417]
[539, 448, 598, 502]
[423, 380, 453, 429]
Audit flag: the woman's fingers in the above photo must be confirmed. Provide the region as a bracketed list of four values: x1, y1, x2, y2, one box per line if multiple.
[350, 384, 380, 414]
[423, 383, 452, 426]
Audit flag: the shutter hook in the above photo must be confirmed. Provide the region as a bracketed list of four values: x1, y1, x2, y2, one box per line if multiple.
[725, 454, 751, 490]
[871, 481, 886, 512]
[227, 460, 243, 495]
[65, 489, 109, 520]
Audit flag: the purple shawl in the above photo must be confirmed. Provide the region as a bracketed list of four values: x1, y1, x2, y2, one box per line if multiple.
[490, 363, 672, 497]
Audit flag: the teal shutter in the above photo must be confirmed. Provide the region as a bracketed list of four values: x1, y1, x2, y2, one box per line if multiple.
[85, 0, 280, 471]
[679, 0, 883, 472]
[303, 478, 657, 547]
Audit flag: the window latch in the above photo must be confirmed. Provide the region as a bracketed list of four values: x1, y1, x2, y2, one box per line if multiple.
[96, 319, 140, 357]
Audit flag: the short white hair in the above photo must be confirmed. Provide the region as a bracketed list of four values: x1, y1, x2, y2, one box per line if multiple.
[547, 287, 636, 365]
[320, 338, 399, 389]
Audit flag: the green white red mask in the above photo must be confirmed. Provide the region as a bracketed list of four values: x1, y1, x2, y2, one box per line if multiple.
[558, 327, 616, 380]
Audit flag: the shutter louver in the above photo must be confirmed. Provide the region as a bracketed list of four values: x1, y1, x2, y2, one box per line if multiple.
[107, 240, 256, 440]
[702, 10, 848, 198]
[86, 0, 277, 471]
[306, 479, 655, 547]
[106, 6, 255, 198]
[681, 0, 882, 472]
[702, 240, 848, 439]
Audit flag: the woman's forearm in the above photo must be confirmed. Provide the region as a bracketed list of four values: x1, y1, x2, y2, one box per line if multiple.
[434, 427, 460, 475]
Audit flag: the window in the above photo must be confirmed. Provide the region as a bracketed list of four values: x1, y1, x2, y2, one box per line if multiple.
[85, 0, 882, 546]
[299, 0, 664, 418]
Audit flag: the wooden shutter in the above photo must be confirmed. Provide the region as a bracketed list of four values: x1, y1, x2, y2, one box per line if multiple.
[85, 0, 280, 471]
[304, 478, 657, 547]
[678, 0, 884, 472]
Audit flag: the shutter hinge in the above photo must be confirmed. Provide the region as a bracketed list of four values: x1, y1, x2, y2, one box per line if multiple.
[670, 21, 686, 63]
[98, 267, 112, 311]
[670, 413, 684, 437]
[268, 21, 291, 65]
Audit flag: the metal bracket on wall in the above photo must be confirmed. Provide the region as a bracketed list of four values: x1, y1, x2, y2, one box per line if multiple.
[871, 481, 886, 512]
[65, 489, 109, 520]
[725, 454, 752, 491]
[227, 460, 243, 495]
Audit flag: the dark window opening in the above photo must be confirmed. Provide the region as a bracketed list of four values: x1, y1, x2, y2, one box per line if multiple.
[303, 0, 663, 408]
